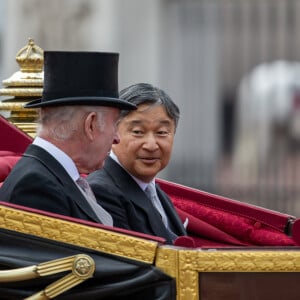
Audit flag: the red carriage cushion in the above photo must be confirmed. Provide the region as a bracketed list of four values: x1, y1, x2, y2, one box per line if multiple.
[0, 115, 32, 153]
[0, 151, 22, 183]
[158, 179, 298, 247]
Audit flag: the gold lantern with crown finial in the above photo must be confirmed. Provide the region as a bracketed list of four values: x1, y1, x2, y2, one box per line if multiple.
[0, 38, 44, 137]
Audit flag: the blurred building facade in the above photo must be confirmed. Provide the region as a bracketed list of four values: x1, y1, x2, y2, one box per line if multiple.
[1, 0, 300, 215]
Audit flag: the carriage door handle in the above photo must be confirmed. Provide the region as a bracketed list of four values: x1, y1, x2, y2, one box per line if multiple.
[0, 254, 95, 299]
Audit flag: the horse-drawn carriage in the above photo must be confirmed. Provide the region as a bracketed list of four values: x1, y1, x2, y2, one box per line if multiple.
[1, 40, 300, 300]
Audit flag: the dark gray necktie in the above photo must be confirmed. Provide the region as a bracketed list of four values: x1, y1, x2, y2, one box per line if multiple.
[145, 182, 178, 241]
[145, 182, 168, 226]
[76, 176, 113, 226]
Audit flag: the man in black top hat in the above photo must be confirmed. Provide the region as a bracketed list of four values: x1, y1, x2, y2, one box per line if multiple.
[0, 51, 136, 225]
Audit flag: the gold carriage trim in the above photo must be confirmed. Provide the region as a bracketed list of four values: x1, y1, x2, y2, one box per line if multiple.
[161, 248, 300, 300]
[178, 249, 300, 272]
[0, 204, 159, 264]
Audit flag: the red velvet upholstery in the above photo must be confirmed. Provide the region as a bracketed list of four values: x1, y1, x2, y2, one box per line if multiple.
[291, 219, 300, 245]
[157, 179, 298, 247]
[0, 151, 22, 183]
[0, 116, 32, 186]
[174, 207, 249, 247]
[0, 115, 32, 153]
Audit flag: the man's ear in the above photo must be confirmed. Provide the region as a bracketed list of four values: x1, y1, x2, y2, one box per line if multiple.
[84, 112, 97, 141]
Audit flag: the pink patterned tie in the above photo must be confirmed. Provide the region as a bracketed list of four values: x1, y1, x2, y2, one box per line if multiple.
[76, 176, 113, 226]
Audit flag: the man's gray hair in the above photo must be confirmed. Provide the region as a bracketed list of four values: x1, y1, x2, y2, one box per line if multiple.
[119, 83, 180, 129]
[37, 105, 107, 140]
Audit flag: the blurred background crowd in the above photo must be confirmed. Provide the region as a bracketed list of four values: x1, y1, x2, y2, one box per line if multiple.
[0, 0, 300, 215]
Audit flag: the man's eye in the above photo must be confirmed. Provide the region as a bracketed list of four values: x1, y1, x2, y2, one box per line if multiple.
[156, 131, 170, 137]
[132, 130, 144, 135]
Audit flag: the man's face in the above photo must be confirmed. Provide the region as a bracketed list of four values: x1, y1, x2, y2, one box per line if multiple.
[112, 104, 175, 182]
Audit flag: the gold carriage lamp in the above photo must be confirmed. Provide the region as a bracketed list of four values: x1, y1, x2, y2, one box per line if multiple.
[0, 38, 43, 137]
[0, 254, 95, 300]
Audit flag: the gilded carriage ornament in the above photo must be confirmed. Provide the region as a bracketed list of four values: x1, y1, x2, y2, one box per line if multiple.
[0, 38, 43, 137]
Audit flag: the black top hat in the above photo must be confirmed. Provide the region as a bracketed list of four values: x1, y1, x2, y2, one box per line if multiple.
[24, 51, 136, 110]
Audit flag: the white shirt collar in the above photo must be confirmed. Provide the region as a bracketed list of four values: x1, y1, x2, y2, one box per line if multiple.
[109, 151, 153, 191]
[33, 136, 80, 181]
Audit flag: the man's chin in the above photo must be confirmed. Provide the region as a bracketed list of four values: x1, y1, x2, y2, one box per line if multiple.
[87, 161, 105, 174]
[96, 161, 105, 171]
[136, 171, 158, 183]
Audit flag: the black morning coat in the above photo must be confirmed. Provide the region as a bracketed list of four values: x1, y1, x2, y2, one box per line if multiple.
[87, 156, 187, 244]
[0, 144, 102, 223]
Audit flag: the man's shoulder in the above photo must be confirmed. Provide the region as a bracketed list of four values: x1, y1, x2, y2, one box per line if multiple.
[87, 167, 111, 183]
[87, 164, 140, 197]
[87, 167, 121, 194]
[87, 169, 126, 203]
[88, 157, 130, 185]
[0, 158, 67, 205]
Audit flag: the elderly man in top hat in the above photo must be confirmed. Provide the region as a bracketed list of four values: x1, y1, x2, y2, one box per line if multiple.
[0, 51, 136, 225]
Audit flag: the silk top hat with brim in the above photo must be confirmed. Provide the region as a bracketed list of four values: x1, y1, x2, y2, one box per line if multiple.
[24, 51, 136, 110]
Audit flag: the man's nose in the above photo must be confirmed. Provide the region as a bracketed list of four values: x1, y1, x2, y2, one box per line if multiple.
[143, 133, 159, 150]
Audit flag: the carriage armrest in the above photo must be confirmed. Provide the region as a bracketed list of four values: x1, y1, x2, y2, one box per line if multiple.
[0, 201, 166, 244]
[0, 151, 22, 183]
[157, 178, 299, 247]
[291, 219, 300, 245]
[0, 115, 32, 153]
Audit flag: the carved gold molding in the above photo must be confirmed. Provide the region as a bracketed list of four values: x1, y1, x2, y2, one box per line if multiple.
[180, 249, 300, 272]
[155, 246, 178, 278]
[0, 88, 43, 97]
[0, 205, 159, 264]
[156, 247, 300, 300]
[173, 249, 300, 300]
[0, 101, 37, 112]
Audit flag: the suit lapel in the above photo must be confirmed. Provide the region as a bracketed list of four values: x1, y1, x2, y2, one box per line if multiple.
[156, 184, 187, 235]
[24, 145, 101, 223]
[104, 157, 174, 239]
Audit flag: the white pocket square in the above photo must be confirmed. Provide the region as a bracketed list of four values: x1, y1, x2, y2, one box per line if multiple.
[183, 218, 189, 229]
